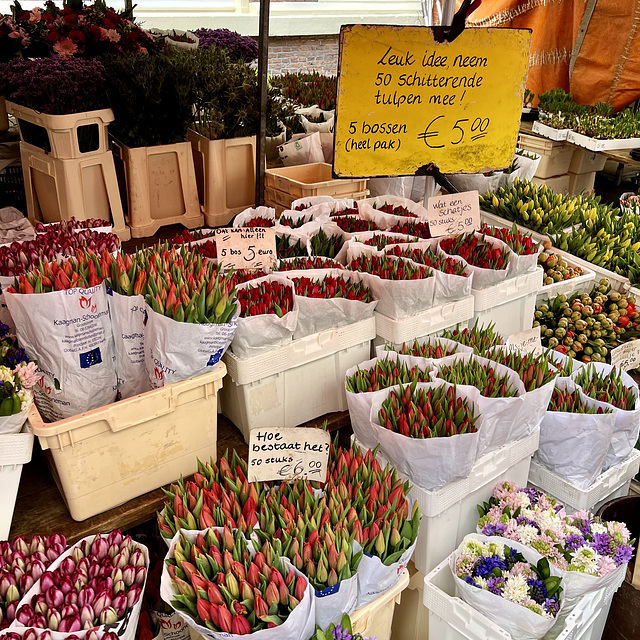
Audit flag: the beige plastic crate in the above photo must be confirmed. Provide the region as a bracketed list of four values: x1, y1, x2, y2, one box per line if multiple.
[390, 563, 427, 640]
[531, 173, 570, 195]
[265, 162, 367, 199]
[188, 130, 256, 227]
[30, 364, 226, 521]
[20, 142, 130, 241]
[568, 170, 596, 195]
[569, 147, 607, 174]
[518, 132, 575, 179]
[265, 186, 369, 212]
[8, 101, 114, 159]
[111, 138, 203, 238]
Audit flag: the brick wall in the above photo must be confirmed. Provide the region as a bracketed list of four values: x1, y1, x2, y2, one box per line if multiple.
[268, 35, 339, 75]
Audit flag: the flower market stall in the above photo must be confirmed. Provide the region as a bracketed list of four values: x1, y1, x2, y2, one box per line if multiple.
[1, 3, 640, 640]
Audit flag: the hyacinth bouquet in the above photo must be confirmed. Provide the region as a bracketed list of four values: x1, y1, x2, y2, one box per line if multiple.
[452, 535, 563, 640]
[477, 482, 634, 602]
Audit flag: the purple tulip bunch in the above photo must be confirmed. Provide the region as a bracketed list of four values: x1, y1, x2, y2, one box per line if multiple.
[12, 531, 145, 634]
[0, 535, 67, 630]
[1, 630, 119, 640]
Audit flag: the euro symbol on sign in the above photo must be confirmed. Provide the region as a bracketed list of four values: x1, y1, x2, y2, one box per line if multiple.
[418, 115, 444, 149]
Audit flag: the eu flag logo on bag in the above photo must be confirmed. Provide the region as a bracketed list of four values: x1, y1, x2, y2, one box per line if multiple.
[80, 348, 102, 369]
[207, 349, 224, 367]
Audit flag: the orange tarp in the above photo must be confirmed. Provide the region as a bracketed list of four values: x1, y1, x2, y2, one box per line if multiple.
[462, 0, 640, 111]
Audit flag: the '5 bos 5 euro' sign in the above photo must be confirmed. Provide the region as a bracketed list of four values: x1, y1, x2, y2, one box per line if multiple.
[248, 427, 330, 483]
[215, 227, 277, 270]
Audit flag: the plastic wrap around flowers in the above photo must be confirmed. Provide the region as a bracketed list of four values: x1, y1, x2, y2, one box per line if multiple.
[477, 482, 634, 576]
[454, 538, 562, 620]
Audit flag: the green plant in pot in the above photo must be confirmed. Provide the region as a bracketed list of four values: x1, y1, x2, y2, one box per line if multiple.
[102, 49, 204, 237]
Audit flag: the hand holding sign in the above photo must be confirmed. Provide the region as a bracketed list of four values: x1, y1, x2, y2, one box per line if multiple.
[248, 427, 330, 483]
[215, 227, 277, 271]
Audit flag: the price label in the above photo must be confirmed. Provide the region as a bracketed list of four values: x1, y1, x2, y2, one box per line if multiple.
[610, 341, 640, 372]
[215, 227, 276, 271]
[506, 326, 543, 356]
[248, 427, 330, 483]
[334, 25, 531, 176]
[426, 190, 480, 237]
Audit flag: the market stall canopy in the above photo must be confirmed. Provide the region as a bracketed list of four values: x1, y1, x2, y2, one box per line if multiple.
[459, 0, 640, 112]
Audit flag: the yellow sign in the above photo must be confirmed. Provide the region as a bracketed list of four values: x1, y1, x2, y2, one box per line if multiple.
[334, 25, 532, 177]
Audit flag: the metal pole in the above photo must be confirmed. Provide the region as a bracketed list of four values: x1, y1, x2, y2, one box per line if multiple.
[255, 0, 270, 206]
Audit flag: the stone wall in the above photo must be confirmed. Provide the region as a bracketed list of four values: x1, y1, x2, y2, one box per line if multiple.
[268, 34, 339, 75]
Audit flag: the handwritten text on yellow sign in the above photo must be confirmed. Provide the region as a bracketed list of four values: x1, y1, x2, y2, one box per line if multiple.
[334, 25, 531, 176]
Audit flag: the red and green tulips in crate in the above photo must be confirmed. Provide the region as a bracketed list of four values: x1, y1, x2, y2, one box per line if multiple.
[388, 338, 459, 359]
[486, 349, 557, 391]
[292, 277, 372, 302]
[378, 383, 478, 438]
[548, 387, 613, 414]
[347, 255, 430, 281]
[375, 203, 418, 218]
[440, 232, 509, 270]
[334, 218, 377, 234]
[573, 364, 637, 410]
[158, 451, 264, 539]
[387, 245, 467, 276]
[479, 223, 539, 256]
[309, 230, 344, 259]
[345, 357, 430, 393]
[435, 359, 519, 398]
[0, 535, 67, 629]
[238, 280, 294, 318]
[13, 530, 145, 633]
[275, 257, 343, 271]
[388, 221, 432, 239]
[441, 321, 504, 355]
[164, 527, 311, 635]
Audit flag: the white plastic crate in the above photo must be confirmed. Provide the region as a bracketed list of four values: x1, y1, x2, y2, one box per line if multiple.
[567, 130, 640, 152]
[518, 130, 573, 177]
[220, 317, 375, 440]
[363, 430, 539, 576]
[30, 365, 226, 521]
[423, 551, 625, 640]
[569, 149, 607, 174]
[373, 296, 474, 349]
[528, 448, 640, 515]
[532, 120, 571, 142]
[536, 254, 596, 303]
[480, 209, 550, 243]
[472, 269, 543, 338]
[0, 424, 34, 540]
[351, 569, 410, 640]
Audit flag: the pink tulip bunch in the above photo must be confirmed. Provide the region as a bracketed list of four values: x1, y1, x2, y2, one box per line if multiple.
[13, 531, 144, 634]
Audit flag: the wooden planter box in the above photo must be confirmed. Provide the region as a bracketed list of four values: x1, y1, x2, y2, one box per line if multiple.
[188, 130, 256, 227]
[111, 138, 203, 238]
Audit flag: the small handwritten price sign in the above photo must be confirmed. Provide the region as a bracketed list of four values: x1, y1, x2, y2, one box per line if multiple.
[334, 25, 531, 176]
[215, 227, 277, 271]
[610, 341, 640, 372]
[427, 190, 480, 237]
[506, 326, 543, 356]
[248, 427, 330, 483]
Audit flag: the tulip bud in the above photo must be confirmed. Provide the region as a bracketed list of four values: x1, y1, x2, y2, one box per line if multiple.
[16, 605, 33, 626]
[72, 547, 85, 565]
[80, 604, 95, 627]
[129, 549, 145, 568]
[231, 614, 251, 635]
[35, 600, 49, 618]
[48, 608, 62, 631]
[19, 573, 35, 594]
[60, 615, 82, 632]
[61, 604, 79, 619]
[226, 573, 239, 599]
[61, 557, 76, 576]
[113, 579, 125, 595]
[91, 538, 109, 562]
[31, 559, 46, 582]
[112, 593, 127, 618]
[265, 582, 279, 608]
[134, 566, 146, 586]
[85, 628, 100, 640]
[218, 605, 232, 633]
[0, 574, 14, 598]
[92, 591, 110, 618]
[6, 600, 18, 623]
[40, 572, 57, 592]
[5, 583, 20, 604]
[12, 536, 28, 555]
[60, 576, 74, 595]
[46, 586, 64, 610]
[107, 530, 124, 549]
[65, 590, 79, 607]
[207, 581, 224, 606]
[196, 598, 211, 623]
[99, 607, 119, 625]
[126, 584, 142, 608]
[24, 629, 38, 640]
[122, 565, 135, 587]
[294, 576, 306, 602]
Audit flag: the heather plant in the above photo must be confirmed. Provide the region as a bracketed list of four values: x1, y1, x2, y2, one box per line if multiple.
[193, 27, 258, 62]
[0, 56, 109, 114]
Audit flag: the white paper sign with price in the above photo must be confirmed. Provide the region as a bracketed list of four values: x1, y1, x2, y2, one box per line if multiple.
[215, 227, 277, 270]
[248, 427, 330, 483]
[610, 341, 640, 372]
[506, 326, 543, 356]
[426, 191, 480, 238]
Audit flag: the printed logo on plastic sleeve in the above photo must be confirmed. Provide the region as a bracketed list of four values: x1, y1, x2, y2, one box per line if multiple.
[79, 348, 103, 368]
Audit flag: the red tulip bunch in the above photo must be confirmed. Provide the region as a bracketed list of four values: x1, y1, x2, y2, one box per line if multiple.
[13, 531, 144, 635]
[362, 235, 409, 250]
[34, 218, 109, 233]
[278, 215, 308, 229]
[378, 384, 478, 438]
[0, 535, 67, 629]
[436, 359, 519, 398]
[158, 452, 263, 539]
[345, 358, 431, 393]
[487, 350, 556, 391]
[348, 254, 431, 280]
[375, 203, 418, 218]
[335, 218, 378, 234]
[241, 217, 275, 228]
[549, 387, 613, 414]
[440, 233, 510, 270]
[229, 270, 268, 287]
[574, 365, 637, 410]
[276, 236, 308, 259]
[6, 250, 111, 293]
[391, 339, 458, 359]
[387, 245, 468, 276]
[166, 527, 307, 634]
[309, 229, 344, 259]
[135, 610, 160, 640]
[480, 224, 539, 256]
[170, 229, 214, 245]
[292, 276, 372, 302]
[275, 257, 343, 271]
[441, 322, 504, 355]
[238, 281, 294, 318]
[330, 207, 358, 217]
[388, 221, 432, 239]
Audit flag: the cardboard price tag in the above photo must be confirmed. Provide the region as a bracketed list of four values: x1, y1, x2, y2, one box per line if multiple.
[506, 326, 543, 356]
[610, 341, 640, 372]
[215, 227, 276, 270]
[334, 25, 531, 176]
[426, 190, 480, 237]
[248, 427, 330, 483]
